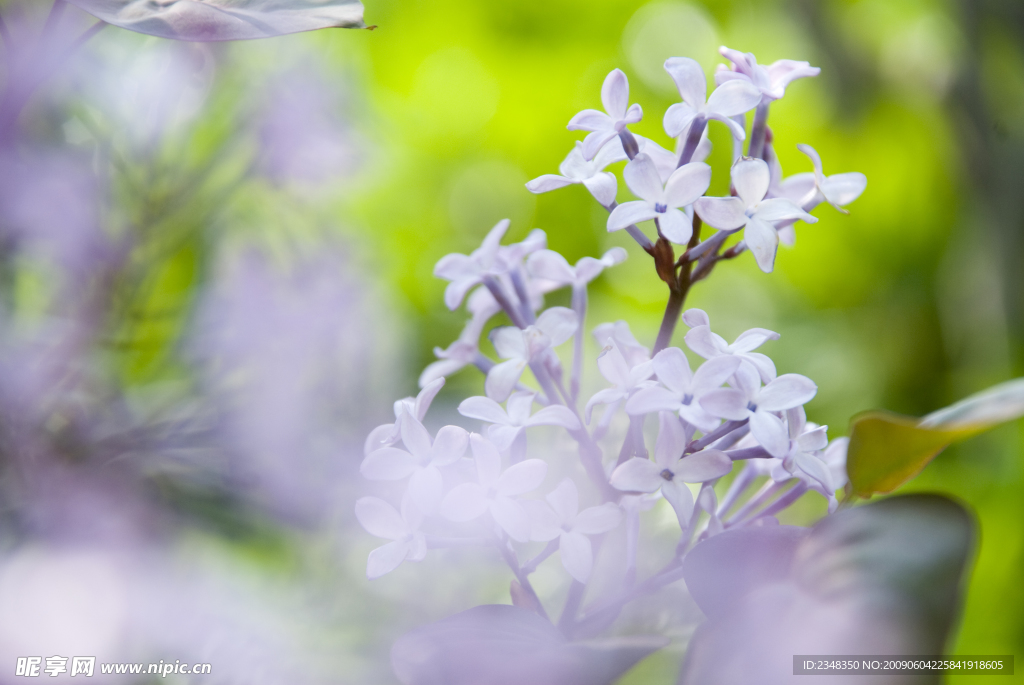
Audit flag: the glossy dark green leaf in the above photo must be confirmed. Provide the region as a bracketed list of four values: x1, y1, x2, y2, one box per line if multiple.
[67, 0, 365, 41]
[847, 378, 1024, 496]
[391, 604, 667, 685]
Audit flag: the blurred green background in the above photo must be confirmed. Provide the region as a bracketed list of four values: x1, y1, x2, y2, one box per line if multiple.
[14, 0, 1024, 681]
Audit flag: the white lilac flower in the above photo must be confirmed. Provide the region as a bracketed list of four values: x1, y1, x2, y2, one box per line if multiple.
[439, 433, 548, 542]
[457, 391, 579, 451]
[526, 247, 627, 291]
[526, 479, 622, 583]
[355, 493, 427, 579]
[360, 410, 469, 512]
[584, 338, 656, 423]
[593, 321, 650, 368]
[625, 347, 741, 433]
[607, 154, 711, 244]
[610, 412, 732, 526]
[694, 157, 817, 273]
[700, 364, 817, 458]
[433, 220, 547, 311]
[714, 46, 820, 103]
[485, 307, 578, 401]
[662, 57, 762, 141]
[682, 308, 779, 383]
[525, 140, 626, 207]
[364, 377, 446, 455]
[779, 144, 868, 215]
[567, 69, 643, 161]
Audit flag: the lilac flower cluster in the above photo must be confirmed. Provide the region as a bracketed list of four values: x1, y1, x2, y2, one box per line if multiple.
[356, 47, 866, 631]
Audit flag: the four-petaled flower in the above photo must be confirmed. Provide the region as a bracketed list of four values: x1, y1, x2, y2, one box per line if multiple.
[486, 307, 578, 401]
[626, 347, 741, 433]
[458, 391, 580, 451]
[694, 157, 817, 273]
[526, 140, 626, 207]
[567, 69, 643, 161]
[778, 144, 867, 215]
[584, 338, 656, 423]
[700, 364, 817, 458]
[715, 46, 820, 102]
[682, 308, 780, 383]
[611, 412, 732, 525]
[662, 57, 762, 140]
[526, 478, 622, 583]
[607, 154, 711, 244]
[355, 493, 427, 579]
[360, 409, 469, 512]
[440, 433, 548, 542]
[526, 247, 627, 291]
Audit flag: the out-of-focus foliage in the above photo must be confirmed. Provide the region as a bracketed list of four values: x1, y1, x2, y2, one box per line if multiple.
[1, 0, 1023, 682]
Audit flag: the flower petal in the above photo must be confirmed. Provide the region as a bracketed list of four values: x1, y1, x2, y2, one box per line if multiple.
[527, 250, 576, 285]
[699, 388, 750, 420]
[665, 162, 712, 208]
[408, 465, 444, 512]
[742, 352, 777, 383]
[732, 157, 770, 207]
[663, 102, 699, 139]
[505, 391, 535, 425]
[651, 347, 694, 394]
[582, 129, 618, 162]
[400, 413, 433, 459]
[706, 110, 748, 140]
[673, 449, 732, 482]
[607, 201, 657, 232]
[625, 386, 679, 416]
[754, 197, 817, 223]
[361, 447, 419, 481]
[367, 540, 411, 579]
[655, 411, 689, 469]
[355, 496, 406, 539]
[459, 396, 511, 425]
[490, 496, 531, 542]
[744, 216, 779, 273]
[439, 483, 489, 521]
[490, 326, 527, 360]
[661, 479, 695, 525]
[525, 500, 562, 541]
[706, 79, 762, 117]
[658, 208, 693, 244]
[610, 457, 663, 493]
[574, 503, 622, 535]
[682, 308, 710, 328]
[691, 355, 743, 393]
[536, 306, 579, 346]
[684, 325, 730, 358]
[663, 57, 707, 108]
[694, 197, 747, 230]
[758, 373, 817, 411]
[485, 359, 527, 402]
[546, 477, 579, 523]
[567, 109, 612, 132]
[497, 458, 548, 497]
[525, 174, 574, 195]
[560, 530, 594, 583]
[821, 172, 867, 207]
[431, 425, 470, 465]
[585, 387, 626, 423]
[582, 172, 618, 207]
[749, 410, 789, 458]
[797, 425, 829, 452]
[526, 405, 581, 430]
[623, 153, 665, 204]
[601, 68, 630, 120]
[729, 327, 780, 353]
[794, 450, 832, 490]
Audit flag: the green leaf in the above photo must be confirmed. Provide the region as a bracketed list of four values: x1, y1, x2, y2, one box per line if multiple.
[847, 377, 1024, 496]
[67, 0, 365, 41]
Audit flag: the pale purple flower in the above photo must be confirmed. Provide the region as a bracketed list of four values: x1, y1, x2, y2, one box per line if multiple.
[360, 410, 469, 512]
[715, 46, 820, 102]
[433, 221, 546, 311]
[439, 434, 547, 542]
[607, 154, 711, 244]
[584, 339, 656, 423]
[363, 378, 445, 455]
[682, 308, 779, 383]
[418, 292, 500, 387]
[458, 391, 579, 451]
[610, 413, 732, 526]
[525, 141, 626, 207]
[525, 479, 622, 583]
[485, 307, 578, 401]
[625, 347, 741, 433]
[526, 248, 627, 290]
[355, 493, 426, 579]
[592, 321, 650, 369]
[567, 69, 643, 161]
[694, 157, 817, 272]
[662, 57, 761, 140]
[700, 365, 817, 458]
[778, 144, 868, 215]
